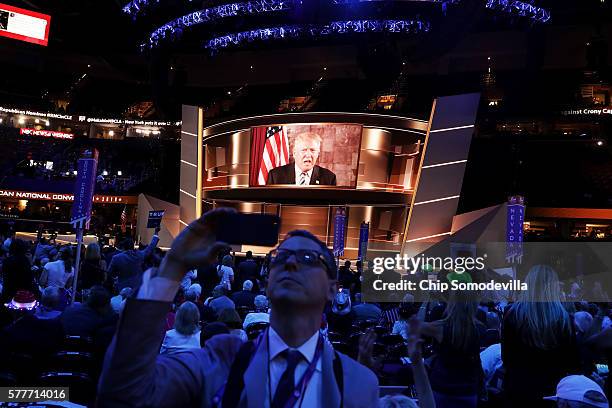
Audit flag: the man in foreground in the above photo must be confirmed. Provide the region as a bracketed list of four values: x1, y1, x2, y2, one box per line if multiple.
[98, 208, 378, 407]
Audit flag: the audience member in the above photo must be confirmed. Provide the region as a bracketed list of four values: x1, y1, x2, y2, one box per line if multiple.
[1, 239, 36, 302]
[217, 254, 234, 291]
[80, 242, 107, 290]
[237, 251, 258, 288]
[502, 265, 579, 407]
[108, 228, 159, 290]
[185, 284, 217, 323]
[353, 294, 382, 322]
[34, 237, 55, 262]
[208, 284, 236, 315]
[338, 260, 357, 293]
[110, 287, 132, 314]
[392, 298, 420, 341]
[420, 295, 485, 408]
[243, 294, 270, 330]
[0, 290, 64, 357]
[231, 279, 256, 309]
[40, 246, 74, 289]
[97, 209, 379, 407]
[544, 375, 609, 408]
[480, 343, 503, 388]
[218, 308, 248, 342]
[60, 285, 117, 337]
[35, 286, 64, 320]
[160, 301, 201, 355]
[201, 321, 230, 344]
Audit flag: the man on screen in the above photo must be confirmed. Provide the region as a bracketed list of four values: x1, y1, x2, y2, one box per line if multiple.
[267, 132, 337, 186]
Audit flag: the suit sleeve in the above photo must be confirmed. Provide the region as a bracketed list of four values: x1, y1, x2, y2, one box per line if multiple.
[331, 172, 337, 186]
[97, 298, 242, 407]
[97, 298, 198, 407]
[141, 235, 160, 259]
[266, 168, 276, 185]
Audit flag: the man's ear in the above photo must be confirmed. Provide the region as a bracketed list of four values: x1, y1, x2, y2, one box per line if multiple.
[327, 280, 338, 302]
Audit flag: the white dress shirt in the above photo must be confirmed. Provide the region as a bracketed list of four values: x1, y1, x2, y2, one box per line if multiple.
[267, 327, 322, 408]
[294, 164, 313, 186]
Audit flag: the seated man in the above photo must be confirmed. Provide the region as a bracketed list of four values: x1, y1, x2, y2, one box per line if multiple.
[207, 285, 235, 315]
[98, 209, 378, 407]
[60, 285, 117, 337]
[232, 280, 256, 309]
[185, 285, 217, 324]
[267, 132, 336, 186]
[352, 293, 382, 322]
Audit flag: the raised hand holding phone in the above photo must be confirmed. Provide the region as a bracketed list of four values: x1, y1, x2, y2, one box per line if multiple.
[158, 208, 235, 282]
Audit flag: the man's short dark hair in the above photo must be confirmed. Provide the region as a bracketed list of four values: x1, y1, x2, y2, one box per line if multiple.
[246, 251, 253, 259]
[284, 230, 337, 279]
[119, 237, 134, 251]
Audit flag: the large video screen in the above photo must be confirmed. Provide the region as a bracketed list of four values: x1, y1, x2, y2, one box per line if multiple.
[0, 3, 51, 46]
[249, 123, 362, 187]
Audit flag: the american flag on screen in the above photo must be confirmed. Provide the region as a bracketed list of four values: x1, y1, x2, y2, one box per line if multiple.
[120, 205, 127, 233]
[258, 126, 289, 185]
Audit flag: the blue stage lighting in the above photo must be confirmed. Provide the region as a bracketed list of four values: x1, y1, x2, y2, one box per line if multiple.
[204, 19, 431, 52]
[485, 0, 551, 23]
[144, 0, 293, 48]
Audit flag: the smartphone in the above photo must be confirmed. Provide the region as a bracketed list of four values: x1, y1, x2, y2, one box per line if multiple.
[216, 213, 281, 247]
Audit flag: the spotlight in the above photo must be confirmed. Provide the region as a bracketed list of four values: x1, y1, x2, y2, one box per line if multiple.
[596, 140, 604, 146]
[117, 170, 123, 176]
[108, 130, 115, 136]
[35, 119, 40, 124]
[45, 121, 50, 126]
[18, 117, 25, 125]
[102, 170, 109, 176]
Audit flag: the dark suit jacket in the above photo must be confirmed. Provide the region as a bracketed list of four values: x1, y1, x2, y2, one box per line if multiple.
[267, 163, 337, 185]
[98, 298, 379, 407]
[231, 290, 256, 309]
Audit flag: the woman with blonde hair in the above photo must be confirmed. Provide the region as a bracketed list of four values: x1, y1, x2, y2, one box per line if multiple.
[160, 301, 201, 355]
[420, 291, 485, 408]
[502, 264, 579, 407]
[217, 254, 234, 291]
[79, 242, 107, 290]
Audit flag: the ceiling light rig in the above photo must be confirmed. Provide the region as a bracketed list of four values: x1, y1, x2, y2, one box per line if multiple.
[129, 0, 551, 53]
[205, 19, 431, 52]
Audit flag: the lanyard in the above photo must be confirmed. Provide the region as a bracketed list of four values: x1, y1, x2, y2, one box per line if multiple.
[268, 332, 324, 408]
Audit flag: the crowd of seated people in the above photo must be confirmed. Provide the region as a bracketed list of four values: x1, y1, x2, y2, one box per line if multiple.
[0, 216, 610, 407]
[0, 127, 179, 196]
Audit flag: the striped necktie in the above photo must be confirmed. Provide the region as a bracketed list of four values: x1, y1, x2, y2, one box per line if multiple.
[299, 172, 308, 185]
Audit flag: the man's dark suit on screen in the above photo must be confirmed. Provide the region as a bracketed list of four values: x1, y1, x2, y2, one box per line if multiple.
[266, 163, 337, 185]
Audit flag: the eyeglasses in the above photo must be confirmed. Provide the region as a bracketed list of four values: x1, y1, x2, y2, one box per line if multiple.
[269, 248, 331, 274]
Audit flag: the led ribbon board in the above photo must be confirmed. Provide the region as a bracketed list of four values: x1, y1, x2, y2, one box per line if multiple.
[0, 3, 51, 46]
